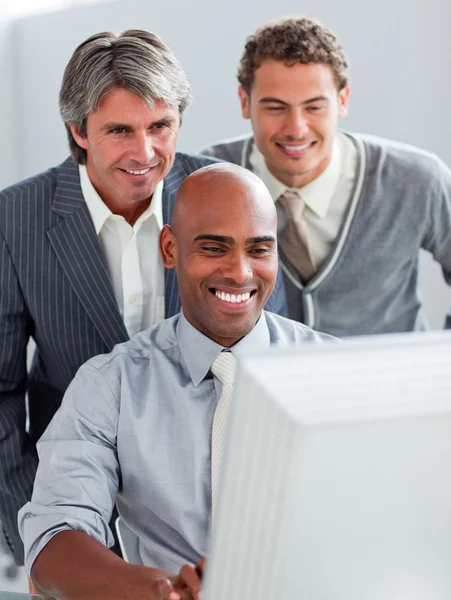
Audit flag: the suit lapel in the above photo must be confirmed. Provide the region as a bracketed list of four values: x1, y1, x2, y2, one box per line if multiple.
[162, 156, 186, 317]
[47, 159, 128, 349]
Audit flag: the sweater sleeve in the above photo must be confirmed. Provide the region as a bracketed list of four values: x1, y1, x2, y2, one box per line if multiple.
[420, 156, 451, 327]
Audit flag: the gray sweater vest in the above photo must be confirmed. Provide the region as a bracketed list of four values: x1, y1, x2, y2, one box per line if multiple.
[201, 132, 451, 336]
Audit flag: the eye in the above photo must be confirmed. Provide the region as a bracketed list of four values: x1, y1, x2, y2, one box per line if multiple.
[249, 247, 272, 255]
[306, 105, 324, 112]
[110, 127, 127, 134]
[201, 246, 224, 253]
[265, 106, 284, 112]
[151, 121, 169, 130]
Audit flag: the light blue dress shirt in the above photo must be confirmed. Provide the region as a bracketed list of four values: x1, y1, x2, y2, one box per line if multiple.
[19, 311, 328, 575]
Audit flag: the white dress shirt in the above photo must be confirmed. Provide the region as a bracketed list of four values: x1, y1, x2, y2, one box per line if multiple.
[250, 132, 357, 269]
[79, 165, 165, 338]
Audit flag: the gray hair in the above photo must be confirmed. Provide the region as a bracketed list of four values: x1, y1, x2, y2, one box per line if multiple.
[59, 29, 192, 164]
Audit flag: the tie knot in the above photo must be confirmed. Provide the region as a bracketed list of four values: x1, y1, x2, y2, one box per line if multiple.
[279, 189, 305, 218]
[211, 352, 236, 386]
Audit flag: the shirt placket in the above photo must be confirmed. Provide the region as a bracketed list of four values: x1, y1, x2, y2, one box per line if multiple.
[122, 228, 143, 338]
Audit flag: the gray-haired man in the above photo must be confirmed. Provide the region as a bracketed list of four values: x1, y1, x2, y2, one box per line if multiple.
[0, 29, 288, 566]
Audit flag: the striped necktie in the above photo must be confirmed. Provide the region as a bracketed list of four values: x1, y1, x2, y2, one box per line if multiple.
[210, 351, 237, 514]
[278, 189, 317, 281]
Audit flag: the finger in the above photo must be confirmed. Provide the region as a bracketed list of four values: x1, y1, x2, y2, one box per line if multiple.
[195, 557, 206, 580]
[156, 576, 181, 600]
[178, 564, 202, 600]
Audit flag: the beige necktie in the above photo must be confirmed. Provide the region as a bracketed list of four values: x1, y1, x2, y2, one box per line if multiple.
[279, 189, 317, 281]
[210, 351, 237, 514]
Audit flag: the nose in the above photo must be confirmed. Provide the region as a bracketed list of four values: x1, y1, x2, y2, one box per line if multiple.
[223, 251, 253, 285]
[130, 131, 155, 165]
[283, 108, 308, 140]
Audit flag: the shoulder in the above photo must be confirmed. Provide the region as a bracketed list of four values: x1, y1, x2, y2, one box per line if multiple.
[199, 134, 253, 165]
[85, 315, 180, 379]
[264, 311, 334, 346]
[163, 153, 222, 195]
[172, 151, 221, 175]
[0, 157, 75, 211]
[0, 165, 57, 201]
[349, 131, 449, 181]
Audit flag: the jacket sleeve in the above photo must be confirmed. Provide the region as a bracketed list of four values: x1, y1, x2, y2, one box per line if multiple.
[0, 230, 37, 565]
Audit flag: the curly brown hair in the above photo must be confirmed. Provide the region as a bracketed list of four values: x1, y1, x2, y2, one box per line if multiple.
[238, 17, 349, 94]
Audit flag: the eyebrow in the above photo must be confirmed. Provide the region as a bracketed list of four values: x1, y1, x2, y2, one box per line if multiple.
[247, 235, 276, 244]
[101, 115, 177, 131]
[194, 234, 276, 244]
[102, 122, 131, 131]
[259, 95, 329, 106]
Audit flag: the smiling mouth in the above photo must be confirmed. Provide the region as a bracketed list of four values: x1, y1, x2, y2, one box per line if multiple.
[276, 140, 317, 153]
[119, 166, 156, 176]
[210, 288, 256, 304]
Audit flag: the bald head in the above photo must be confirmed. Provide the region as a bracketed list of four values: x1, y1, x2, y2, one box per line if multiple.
[159, 162, 279, 347]
[172, 162, 276, 235]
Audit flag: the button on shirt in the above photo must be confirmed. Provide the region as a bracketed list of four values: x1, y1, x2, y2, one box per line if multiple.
[79, 165, 165, 337]
[19, 311, 329, 575]
[250, 132, 357, 270]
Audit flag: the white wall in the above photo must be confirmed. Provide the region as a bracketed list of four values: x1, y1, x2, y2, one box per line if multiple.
[1, 0, 450, 326]
[0, 15, 19, 190]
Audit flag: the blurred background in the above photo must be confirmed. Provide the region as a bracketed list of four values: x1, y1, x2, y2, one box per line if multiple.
[0, 0, 450, 590]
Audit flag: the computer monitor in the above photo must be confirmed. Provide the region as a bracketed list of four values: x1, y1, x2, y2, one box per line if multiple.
[203, 330, 451, 600]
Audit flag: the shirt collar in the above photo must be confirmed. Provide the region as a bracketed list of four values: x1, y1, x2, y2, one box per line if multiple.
[177, 311, 271, 387]
[79, 164, 164, 234]
[249, 136, 342, 219]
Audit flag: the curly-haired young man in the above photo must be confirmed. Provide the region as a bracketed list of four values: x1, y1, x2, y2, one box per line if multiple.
[201, 17, 451, 337]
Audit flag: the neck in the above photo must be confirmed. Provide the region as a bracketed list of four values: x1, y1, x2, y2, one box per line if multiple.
[266, 153, 332, 189]
[108, 198, 152, 226]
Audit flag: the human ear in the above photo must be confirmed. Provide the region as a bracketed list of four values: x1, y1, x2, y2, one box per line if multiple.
[238, 86, 251, 119]
[69, 123, 89, 150]
[159, 225, 177, 269]
[337, 85, 351, 119]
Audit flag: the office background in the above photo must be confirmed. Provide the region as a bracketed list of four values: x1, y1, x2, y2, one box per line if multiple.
[1, 0, 450, 330]
[0, 0, 450, 589]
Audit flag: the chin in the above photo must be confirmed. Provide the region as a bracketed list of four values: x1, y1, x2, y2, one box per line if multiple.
[128, 188, 155, 202]
[216, 320, 255, 341]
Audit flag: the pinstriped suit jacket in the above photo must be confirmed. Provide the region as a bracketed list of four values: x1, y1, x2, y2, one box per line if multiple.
[0, 152, 287, 564]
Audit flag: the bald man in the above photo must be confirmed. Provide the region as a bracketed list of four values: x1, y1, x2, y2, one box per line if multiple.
[18, 164, 329, 600]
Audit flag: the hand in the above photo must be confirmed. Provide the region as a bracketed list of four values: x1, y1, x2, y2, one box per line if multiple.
[153, 557, 206, 600]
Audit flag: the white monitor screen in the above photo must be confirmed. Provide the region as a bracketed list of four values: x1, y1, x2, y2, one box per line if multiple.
[203, 331, 451, 600]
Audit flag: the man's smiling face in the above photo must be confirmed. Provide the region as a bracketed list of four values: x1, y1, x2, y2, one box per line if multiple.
[70, 87, 180, 222]
[160, 165, 278, 347]
[239, 60, 350, 188]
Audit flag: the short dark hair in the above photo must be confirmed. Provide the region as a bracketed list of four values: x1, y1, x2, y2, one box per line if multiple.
[59, 29, 191, 164]
[238, 17, 350, 94]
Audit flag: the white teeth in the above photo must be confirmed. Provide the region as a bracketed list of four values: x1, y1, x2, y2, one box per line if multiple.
[215, 291, 251, 303]
[126, 168, 151, 175]
[281, 143, 311, 151]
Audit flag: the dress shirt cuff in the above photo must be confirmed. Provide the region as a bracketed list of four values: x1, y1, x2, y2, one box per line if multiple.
[18, 502, 114, 575]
